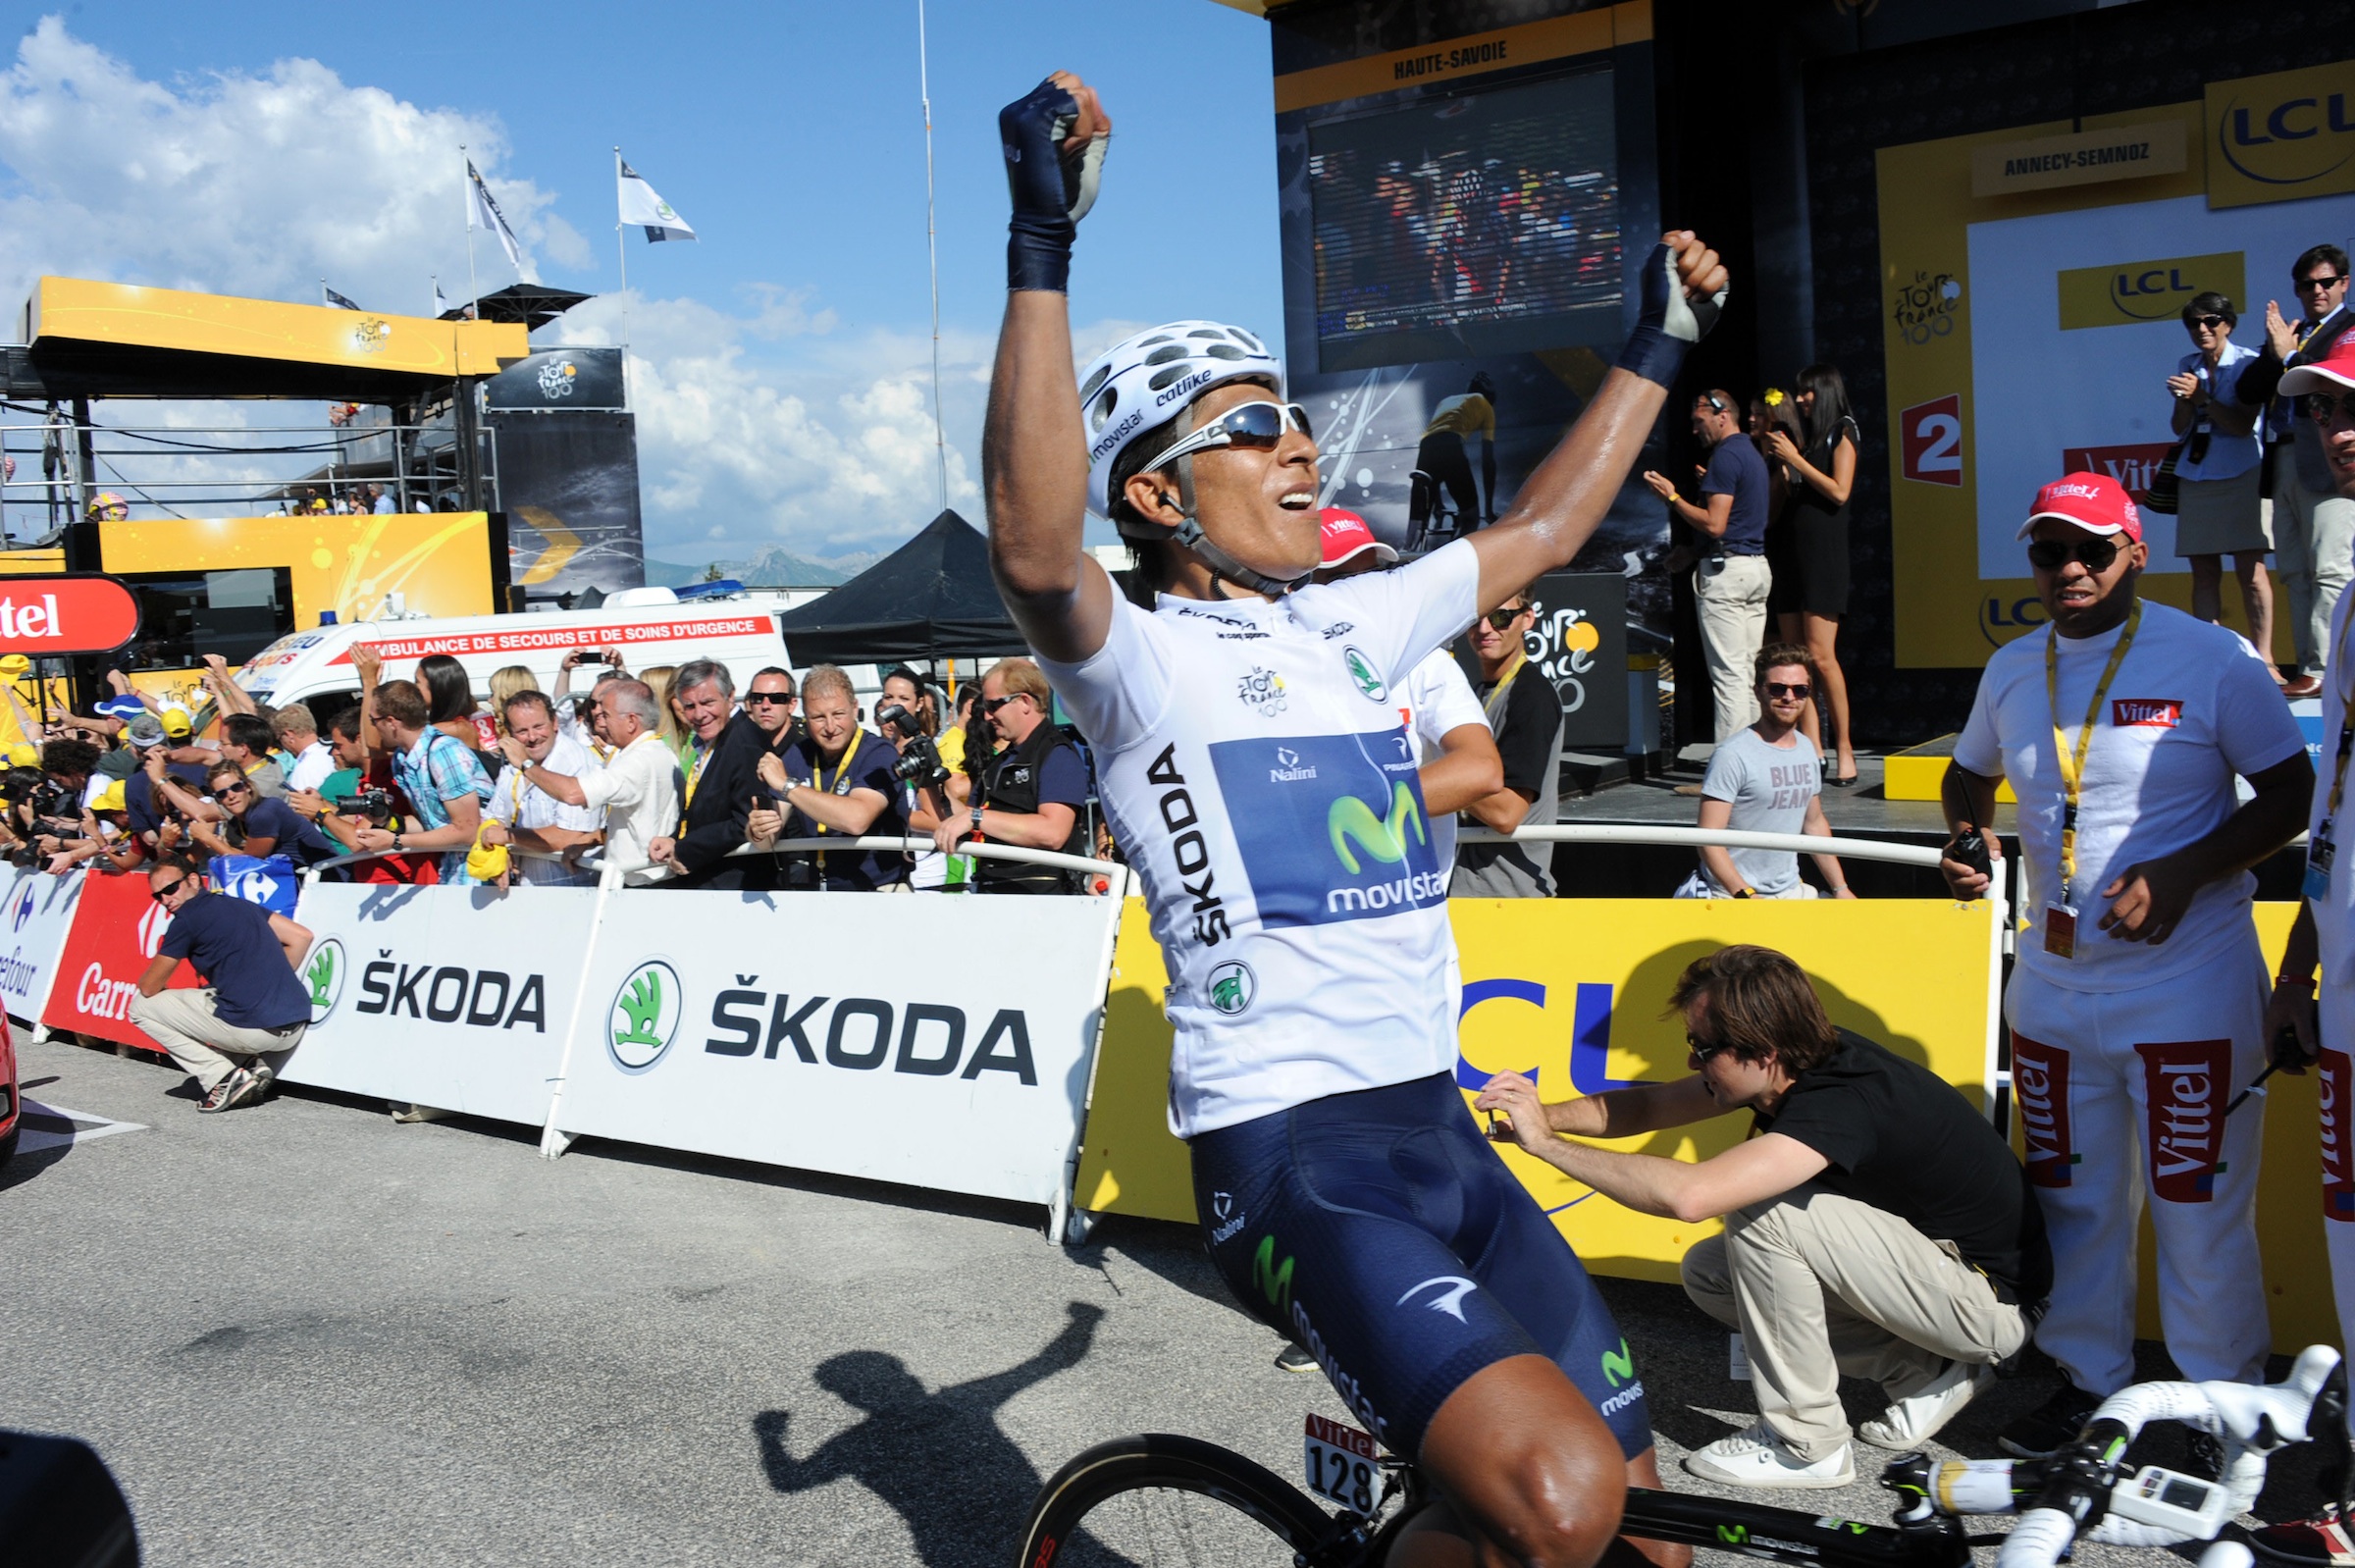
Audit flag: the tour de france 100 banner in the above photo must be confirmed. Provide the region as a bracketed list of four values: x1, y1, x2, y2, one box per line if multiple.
[1880, 60, 2355, 668]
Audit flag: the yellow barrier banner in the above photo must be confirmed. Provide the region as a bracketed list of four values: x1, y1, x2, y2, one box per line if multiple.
[1076, 898, 2337, 1350]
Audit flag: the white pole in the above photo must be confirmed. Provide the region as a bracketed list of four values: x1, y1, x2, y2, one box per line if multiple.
[613, 147, 633, 407]
[917, 0, 948, 513]
[461, 145, 480, 317]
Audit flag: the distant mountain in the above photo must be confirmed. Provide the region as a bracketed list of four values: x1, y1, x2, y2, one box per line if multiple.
[642, 545, 872, 590]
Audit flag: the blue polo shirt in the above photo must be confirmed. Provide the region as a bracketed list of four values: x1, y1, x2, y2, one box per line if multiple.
[157, 891, 312, 1028]
[1701, 432, 1771, 555]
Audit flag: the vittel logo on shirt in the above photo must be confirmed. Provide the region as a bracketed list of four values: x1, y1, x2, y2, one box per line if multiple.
[1208, 729, 1444, 927]
[2323, 1048, 2353, 1223]
[2135, 1038, 2230, 1203]
[2112, 699, 2184, 728]
[2011, 1034, 2075, 1188]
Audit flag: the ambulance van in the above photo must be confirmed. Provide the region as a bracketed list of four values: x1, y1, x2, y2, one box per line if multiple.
[232, 585, 822, 717]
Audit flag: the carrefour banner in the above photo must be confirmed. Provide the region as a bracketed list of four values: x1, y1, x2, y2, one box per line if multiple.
[0, 865, 83, 1025]
[1073, 898, 1998, 1278]
[1877, 62, 2355, 667]
[279, 881, 590, 1125]
[549, 890, 1123, 1208]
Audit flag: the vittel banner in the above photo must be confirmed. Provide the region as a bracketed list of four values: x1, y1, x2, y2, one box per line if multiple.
[550, 889, 1122, 1208]
[277, 881, 593, 1126]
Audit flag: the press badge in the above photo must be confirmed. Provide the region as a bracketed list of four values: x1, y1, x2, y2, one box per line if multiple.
[2310, 835, 2337, 902]
[2043, 903, 2078, 959]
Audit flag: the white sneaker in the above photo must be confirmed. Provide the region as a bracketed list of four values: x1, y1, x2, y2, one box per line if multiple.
[1858, 1359, 1991, 1450]
[1682, 1423, 1855, 1490]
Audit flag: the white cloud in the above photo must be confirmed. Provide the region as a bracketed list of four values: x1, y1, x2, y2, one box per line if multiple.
[0, 18, 556, 310]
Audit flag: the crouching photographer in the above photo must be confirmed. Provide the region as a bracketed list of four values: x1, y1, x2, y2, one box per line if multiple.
[930, 658, 1089, 894]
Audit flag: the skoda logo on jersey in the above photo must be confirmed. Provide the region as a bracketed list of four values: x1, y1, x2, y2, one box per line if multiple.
[1207, 960, 1256, 1016]
[303, 937, 346, 1025]
[1342, 647, 1387, 703]
[10, 882, 32, 931]
[607, 959, 685, 1072]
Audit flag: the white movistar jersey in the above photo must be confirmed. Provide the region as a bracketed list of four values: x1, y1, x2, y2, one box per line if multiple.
[1039, 542, 1481, 1137]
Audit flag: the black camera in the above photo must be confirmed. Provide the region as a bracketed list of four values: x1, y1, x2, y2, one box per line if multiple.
[350, 787, 395, 827]
[891, 734, 949, 789]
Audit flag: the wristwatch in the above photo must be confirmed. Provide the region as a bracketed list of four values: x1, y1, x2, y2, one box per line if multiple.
[392, 832, 405, 853]
[1732, 887, 1753, 900]
[970, 807, 985, 830]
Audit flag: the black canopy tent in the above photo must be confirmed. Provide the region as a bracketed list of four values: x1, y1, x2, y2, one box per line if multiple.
[776, 508, 1028, 666]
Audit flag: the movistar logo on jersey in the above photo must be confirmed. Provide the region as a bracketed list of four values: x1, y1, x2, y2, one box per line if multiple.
[1208, 729, 1443, 928]
[1252, 1234, 1294, 1311]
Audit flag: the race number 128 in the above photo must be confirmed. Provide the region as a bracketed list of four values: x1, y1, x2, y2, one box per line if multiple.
[1304, 1413, 1378, 1515]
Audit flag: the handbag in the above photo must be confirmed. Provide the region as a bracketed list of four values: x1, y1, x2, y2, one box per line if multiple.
[465, 772, 521, 883]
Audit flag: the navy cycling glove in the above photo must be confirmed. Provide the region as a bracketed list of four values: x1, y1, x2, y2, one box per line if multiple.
[1000, 77, 1109, 293]
[1615, 240, 1728, 389]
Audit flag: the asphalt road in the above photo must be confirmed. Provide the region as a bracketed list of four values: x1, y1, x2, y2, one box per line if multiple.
[0, 1035, 2329, 1567]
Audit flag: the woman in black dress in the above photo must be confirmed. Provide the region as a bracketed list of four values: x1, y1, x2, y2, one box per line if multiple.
[1761, 365, 1859, 784]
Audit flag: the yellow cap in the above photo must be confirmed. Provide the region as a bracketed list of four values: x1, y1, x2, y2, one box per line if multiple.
[5, 744, 36, 769]
[159, 706, 192, 738]
[0, 655, 30, 680]
[89, 781, 126, 813]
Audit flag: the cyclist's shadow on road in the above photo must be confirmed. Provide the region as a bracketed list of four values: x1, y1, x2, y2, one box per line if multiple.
[754, 1298, 1104, 1567]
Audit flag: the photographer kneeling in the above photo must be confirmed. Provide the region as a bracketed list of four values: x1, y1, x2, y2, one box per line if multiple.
[1477, 945, 2048, 1490]
[930, 657, 1087, 894]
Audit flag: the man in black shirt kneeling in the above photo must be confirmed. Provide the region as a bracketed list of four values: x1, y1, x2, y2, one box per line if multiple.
[1478, 944, 2048, 1492]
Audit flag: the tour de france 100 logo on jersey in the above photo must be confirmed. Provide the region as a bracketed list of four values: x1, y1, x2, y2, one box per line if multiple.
[1206, 728, 1445, 927]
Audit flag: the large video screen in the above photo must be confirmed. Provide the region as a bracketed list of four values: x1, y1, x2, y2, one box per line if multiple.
[1306, 67, 1621, 372]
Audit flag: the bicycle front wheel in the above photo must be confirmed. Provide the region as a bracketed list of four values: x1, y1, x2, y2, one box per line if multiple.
[1019, 1433, 1354, 1568]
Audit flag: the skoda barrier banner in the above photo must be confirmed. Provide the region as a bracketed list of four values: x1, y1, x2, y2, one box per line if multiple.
[42, 865, 199, 1047]
[550, 890, 1124, 1208]
[280, 881, 592, 1124]
[0, 864, 85, 1024]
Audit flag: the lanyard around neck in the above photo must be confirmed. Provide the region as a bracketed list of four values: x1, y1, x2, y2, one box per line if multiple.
[2045, 599, 2141, 902]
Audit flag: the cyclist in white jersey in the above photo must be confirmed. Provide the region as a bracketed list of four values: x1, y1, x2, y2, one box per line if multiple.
[989, 71, 1722, 1568]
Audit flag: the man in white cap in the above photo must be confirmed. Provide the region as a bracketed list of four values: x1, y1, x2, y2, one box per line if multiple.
[1938, 471, 2310, 1463]
[2255, 332, 2355, 1565]
[1313, 509, 1503, 879]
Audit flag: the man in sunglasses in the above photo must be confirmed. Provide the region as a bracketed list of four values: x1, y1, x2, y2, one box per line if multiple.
[1477, 945, 2047, 1489]
[989, 66, 1723, 1568]
[929, 657, 1087, 894]
[128, 854, 318, 1115]
[1643, 389, 1772, 739]
[2259, 329, 2355, 1566]
[1452, 590, 1563, 898]
[1939, 470, 2310, 1462]
[2249, 244, 2355, 699]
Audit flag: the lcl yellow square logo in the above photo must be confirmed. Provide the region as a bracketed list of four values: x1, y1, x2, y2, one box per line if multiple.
[2206, 62, 2355, 210]
[2056, 251, 2245, 331]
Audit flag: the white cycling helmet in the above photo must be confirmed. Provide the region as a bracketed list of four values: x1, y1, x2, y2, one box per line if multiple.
[1079, 321, 1283, 524]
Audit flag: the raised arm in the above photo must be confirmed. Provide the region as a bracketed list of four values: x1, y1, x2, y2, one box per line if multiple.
[1464, 235, 1727, 610]
[983, 74, 1117, 666]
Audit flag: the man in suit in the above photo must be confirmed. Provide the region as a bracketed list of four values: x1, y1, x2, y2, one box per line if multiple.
[649, 657, 773, 889]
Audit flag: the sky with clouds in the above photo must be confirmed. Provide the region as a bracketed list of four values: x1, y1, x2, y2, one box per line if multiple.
[0, 1, 1282, 564]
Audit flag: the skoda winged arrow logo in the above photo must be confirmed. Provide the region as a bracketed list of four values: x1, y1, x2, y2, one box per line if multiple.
[606, 959, 684, 1071]
[304, 937, 345, 1024]
[1342, 646, 1387, 702]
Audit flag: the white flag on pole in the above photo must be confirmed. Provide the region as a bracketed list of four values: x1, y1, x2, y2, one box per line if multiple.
[465, 159, 526, 274]
[433, 279, 451, 317]
[617, 156, 697, 242]
[324, 285, 362, 311]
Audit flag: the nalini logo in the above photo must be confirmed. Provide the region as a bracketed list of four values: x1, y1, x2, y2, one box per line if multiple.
[1342, 646, 1387, 703]
[1207, 959, 1256, 1017]
[607, 959, 684, 1071]
[303, 937, 345, 1025]
[1269, 747, 1318, 784]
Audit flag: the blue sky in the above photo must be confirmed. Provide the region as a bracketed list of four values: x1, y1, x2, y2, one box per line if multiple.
[0, 2, 1283, 563]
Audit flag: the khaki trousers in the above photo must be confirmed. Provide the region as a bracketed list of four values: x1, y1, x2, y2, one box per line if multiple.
[129, 988, 305, 1092]
[2272, 445, 2355, 673]
[1695, 554, 1771, 740]
[1681, 1188, 2027, 1461]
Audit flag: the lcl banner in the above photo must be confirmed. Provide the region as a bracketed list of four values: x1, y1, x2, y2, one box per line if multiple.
[0, 865, 84, 1025]
[42, 866, 198, 1048]
[279, 881, 592, 1125]
[549, 889, 1123, 1208]
[0, 574, 139, 655]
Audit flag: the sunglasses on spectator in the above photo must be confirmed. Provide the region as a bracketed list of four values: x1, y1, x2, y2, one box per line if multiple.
[1136, 400, 1315, 472]
[1481, 606, 1529, 630]
[2026, 537, 2121, 571]
[982, 695, 1026, 714]
[1686, 1030, 1738, 1064]
[2299, 274, 2349, 292]
[216, 780, 251, 797]
[1763, 681, 1812, 699]
[150, 877, 187, 904]
[745, 691, 797, 706]
[2188, 314, 2230, 331]
[2305, 392, 2355, 426]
